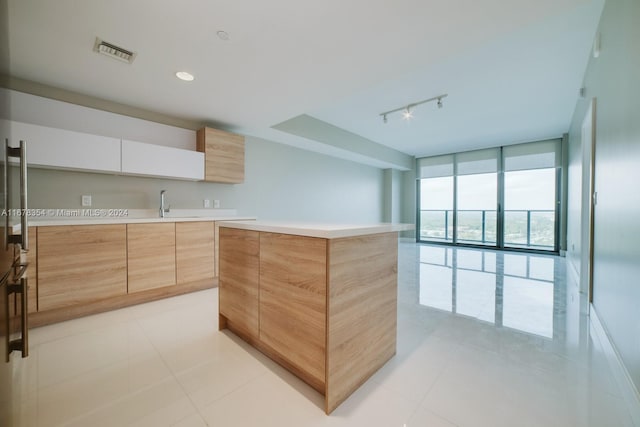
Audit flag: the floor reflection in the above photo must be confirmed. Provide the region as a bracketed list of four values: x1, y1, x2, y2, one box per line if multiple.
[419, 245, 561, 338]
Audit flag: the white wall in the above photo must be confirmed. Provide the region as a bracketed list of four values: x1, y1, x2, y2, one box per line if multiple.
[567, 0, 640, 394]
[4, 88, 195, 149]
[566, 123, 583, 276]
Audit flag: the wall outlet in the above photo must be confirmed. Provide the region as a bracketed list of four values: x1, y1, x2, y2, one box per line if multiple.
[213, 200, 220, 209]
[203, 199, 211, 208]
[81, 195, 92, 207]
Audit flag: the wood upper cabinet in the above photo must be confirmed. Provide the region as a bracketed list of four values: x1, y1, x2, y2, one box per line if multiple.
[218, 227, 259, 340]
[176, 221, 215, 285]
[127, 223, 176, 293]
[259, 232, 327, 390]
[196, 127, 245, 183]
[37, 225, 127, 311]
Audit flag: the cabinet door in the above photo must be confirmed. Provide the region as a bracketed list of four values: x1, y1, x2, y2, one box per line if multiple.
[259, 232, 327, 388]
[218, 227, 259, 339]
[196, 127, 244, 183]
[38, 225, 127, 311]
[176, 221, 215, 285]
[127, 223, 176, 293]
[9, 227, 37, 318]
[121, 139, 204, 181]
[26, 227, 37, 313]
[8, 120, 121, 173]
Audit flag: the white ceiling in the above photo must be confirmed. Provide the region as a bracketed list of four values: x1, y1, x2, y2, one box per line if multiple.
[5, 0, 604, 165]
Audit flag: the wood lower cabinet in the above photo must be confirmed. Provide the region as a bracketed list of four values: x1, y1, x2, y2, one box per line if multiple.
[127, 223, 176, 293]
[218, 227, 399, 414]
[37, 225, 127, 311]
[218, 227, 259, 340]
[176, 221, 215, 285]
[325, 233, 398, 412]
[10, 227, 37, 319]
[259, 233, 327, 390]
[29, 220, 219, 327]
[26, 226, 37, 314]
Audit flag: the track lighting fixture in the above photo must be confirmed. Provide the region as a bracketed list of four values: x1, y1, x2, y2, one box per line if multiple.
[380, 93, 447, 124]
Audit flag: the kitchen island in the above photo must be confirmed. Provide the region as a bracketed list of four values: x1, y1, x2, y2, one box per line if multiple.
[217, 221, 412, 414]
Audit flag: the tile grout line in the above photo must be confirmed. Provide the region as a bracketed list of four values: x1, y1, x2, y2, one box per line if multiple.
[133, 302, 271, 426]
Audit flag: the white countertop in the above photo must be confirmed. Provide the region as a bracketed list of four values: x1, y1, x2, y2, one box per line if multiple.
[11, 209, 255, 230]
[217, 220, 414, 239]
[27, 216, 256, 227]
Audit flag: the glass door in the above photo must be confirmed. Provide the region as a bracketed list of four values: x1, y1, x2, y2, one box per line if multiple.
[502, 140, 561, 251]
[503, 168, 557, 250]
[455, 149, 498, 246]
[457, 173, 497, 245]
[419, 176, 454, 243]
[418, 155, 454, 243]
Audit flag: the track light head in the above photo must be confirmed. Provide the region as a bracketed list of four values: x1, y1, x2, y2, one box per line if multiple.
[379, 93, 446, 122]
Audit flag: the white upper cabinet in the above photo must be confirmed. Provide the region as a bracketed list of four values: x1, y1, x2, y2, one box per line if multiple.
[9, 120, 121, 173]
[6, 120, 205, 180]
[121, 139, 204, 181]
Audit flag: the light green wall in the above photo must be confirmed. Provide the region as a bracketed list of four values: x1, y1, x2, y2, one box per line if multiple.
[567, 0, 640, 392]
[28, 135, 385, 223]
[401, 166, 417, 239]
[272, 114, 414, 170]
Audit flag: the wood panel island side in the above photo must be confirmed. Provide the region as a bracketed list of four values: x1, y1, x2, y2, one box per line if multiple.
[217, 221, 412, 414]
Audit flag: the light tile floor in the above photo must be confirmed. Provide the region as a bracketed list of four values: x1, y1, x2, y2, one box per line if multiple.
[7, 242, 636, 426]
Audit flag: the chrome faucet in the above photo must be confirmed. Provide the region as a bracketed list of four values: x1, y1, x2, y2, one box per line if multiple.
[159, 190, 170, 218]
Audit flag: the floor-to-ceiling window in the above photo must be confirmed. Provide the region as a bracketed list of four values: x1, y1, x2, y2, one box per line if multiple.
[504, 169, 557, 249]
[455, 149, 498, 246]
[417, 139, 561, 252]
[417, 155, 454, 243]
[502, 141, 560, 251]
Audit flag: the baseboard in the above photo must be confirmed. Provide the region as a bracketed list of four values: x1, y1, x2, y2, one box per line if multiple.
[568, 256, 581, 285]
[590, 304, 640, 426]
[30, 278, 217, 328]
[567, 259, 580, 288]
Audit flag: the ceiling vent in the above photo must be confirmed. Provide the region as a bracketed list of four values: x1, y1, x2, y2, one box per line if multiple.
[93, 37, 137, 64]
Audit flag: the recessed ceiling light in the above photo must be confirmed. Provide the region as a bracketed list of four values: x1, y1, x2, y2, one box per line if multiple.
[175, 71, 194, 82]
[216, 30, 230, 41]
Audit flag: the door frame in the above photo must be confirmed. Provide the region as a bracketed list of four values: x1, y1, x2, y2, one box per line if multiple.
[581, 98, 597, 303]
